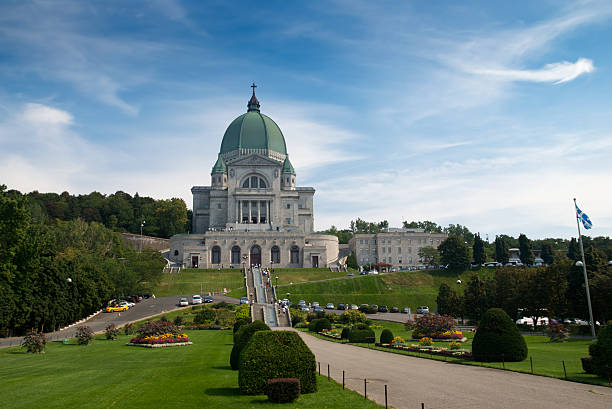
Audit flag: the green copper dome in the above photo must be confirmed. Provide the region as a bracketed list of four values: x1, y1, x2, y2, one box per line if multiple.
[211, 155, 227, 174]
[219, 89, 287, 156]
[282, 156, 295, 175]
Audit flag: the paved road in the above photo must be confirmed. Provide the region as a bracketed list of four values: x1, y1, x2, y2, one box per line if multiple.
[0, 294, 239, 349]
[285, 328, 612, 409]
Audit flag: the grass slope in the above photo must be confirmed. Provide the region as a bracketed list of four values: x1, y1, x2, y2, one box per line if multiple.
[0, 331, 381, 408]
[284, 268, 495, 310]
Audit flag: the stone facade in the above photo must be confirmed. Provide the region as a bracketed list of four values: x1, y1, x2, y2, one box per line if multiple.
[348, 228, 448, 269]
[169, 88, 338, 268]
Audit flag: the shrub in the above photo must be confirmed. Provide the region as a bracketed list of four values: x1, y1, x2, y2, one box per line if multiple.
[22, 330, 46, 353]
[348, 325, 375, 343]
[308, 318, 331, 333]
[105, 323, 119, 340]
[449, 341, 462, 350]
[419, 337, 433, 346]
[194, 309, 216, 324]
[215, 309, 236, 327]
[267, 378, 301, 403]
[380, 329, 394, 344]
[213, 301, 235, 310]
[137, 320, 180, 337]
[294, 321, 307, 328]
[230, 320, 270, 370]
[123, 323, 135, 335]
[76, 326, 94, 345]
[173, 316, 184, 326]
[581, 356, 595, 374]
[290, 308, 305, 326]
[412, 314, 455, 338]
[340, 327, 351, 340]
[588, 323, 612, 377]
[472, 308, 527, 362]
[239, 331, 316, 395]
[233, 318, 249, 333]
[235, 304, 251, 320]
[340, 310, 367, 324]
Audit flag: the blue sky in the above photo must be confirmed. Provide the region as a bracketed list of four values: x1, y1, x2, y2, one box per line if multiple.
[1, 0, 611, 240]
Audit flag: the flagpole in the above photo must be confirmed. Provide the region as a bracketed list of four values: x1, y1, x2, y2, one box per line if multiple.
[573, 198, 596, 339]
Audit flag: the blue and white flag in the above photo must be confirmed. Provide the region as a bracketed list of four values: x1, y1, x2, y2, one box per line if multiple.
[575, 205, 593, 230]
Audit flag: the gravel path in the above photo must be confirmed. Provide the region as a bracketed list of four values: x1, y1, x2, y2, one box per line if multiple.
[287, 328, 612, 409]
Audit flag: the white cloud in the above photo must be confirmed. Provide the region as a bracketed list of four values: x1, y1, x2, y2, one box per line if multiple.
[469, 58, 594, 84]
[21, 103, 74, 125]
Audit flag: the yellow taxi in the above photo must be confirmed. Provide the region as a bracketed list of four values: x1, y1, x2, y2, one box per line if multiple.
[105, 303, 129, 312]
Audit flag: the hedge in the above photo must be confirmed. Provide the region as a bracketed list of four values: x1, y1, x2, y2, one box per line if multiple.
[267, 378, 301, 403]
[239, 330, 317, 395]
[472, 308, 527, 362]
[230, 320, 270, 370]
[380, 328, 394, 344]
[308, 318, 332, 333]
[348, 324, 375, 343]
[233, 318, 249, 334]
[589, 323, 612, 377]
[340, 327, 351, 340]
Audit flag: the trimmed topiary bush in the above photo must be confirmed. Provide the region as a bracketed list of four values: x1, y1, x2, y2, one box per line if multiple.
[472, 308, 527, 362]
[588, 323, 612, 377]
[348, 324, 375, 343]
[581, 356, 595, 374]
[380, 328, 394, 344]
[233, 318, 249, 334]
[267, 378, 301, 403]
[230, 320, 270, 370]
[307, 318, 332, 333]
[340, 327, 351, 340]
[239, 330, 317, 395]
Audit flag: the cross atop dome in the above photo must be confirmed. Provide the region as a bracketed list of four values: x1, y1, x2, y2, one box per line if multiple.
[247, 82, 260, 112]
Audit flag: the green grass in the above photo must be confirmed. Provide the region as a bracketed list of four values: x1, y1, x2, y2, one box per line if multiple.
[153, 269, 246, 297]
[307, 319, 609, 387]
[0, 330, 382, 408]
[283, 268, 495, 310]
[272, 268, 350, 286]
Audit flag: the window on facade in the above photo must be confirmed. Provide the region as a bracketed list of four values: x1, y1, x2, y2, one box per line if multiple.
[298, 204, 302, 209]
[399, 258, 402, 264]
[388, 247, 391, 253]
[398, 247, 401, 253]
[365, 239, 368, 244]
[271, 246, 280, 264]
[382, 239, 385, 244]
[212, 246, 221, 264]
[382, 247, 385, 253]
[290, 245, 299, 264]
[286, 203, 291, 209]
[231, 246, 241, 265]
[389, 257, 392, 264]
[242, 175, 267, 188]
[217, 203, 222, 209]
[409, 256, 413, 263]
[286, 218, 291, 225]
[203, 204, 209, 209]
[360, 239, 363, 244]
[173, 250, 179, 256]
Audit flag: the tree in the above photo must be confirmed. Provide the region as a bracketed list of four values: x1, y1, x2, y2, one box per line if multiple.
[444, 224, 474, 245]
[494, 236, 510, 264]
[518, 234, 535, 266]
[568, 238, 580, 261]
[418, 246, 440, 266]
[436, 283, 459, 316]
[472, 234, 486, 265]
[472, 308, 528, 362]
[463, 275, 489, 320]
[540, 243, 554, 265]
[345, 253, 358, 269]
[438, 236, 470, 272]
[402, 220, 443, 233]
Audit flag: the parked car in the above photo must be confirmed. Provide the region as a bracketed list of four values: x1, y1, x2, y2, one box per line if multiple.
[347, 272, 355, 277]
[368, 270, 378, 275]
[378, 305, 388, 313]
[121, 300, 135, 308]
[337, 303, 346, 310]
[484, 262, 502, 267]
[401, 307, 410, 314]
[240, 296, 249, 304]
[298, 300, 306, 306]
[105, 304, 128, 313]
[179, 297, 189, 307]
[299, 305, 310, 312]
[311, 301, 320, 307]
[391, 306, 400, 313]
[313, 306, 324, 313]
[359, 271, 367, 275]
[371, 304, 379, 312]
[192, 295, 202, 304]
[416, 306, 429, 314]
[350, 304, 359, 310]
[325, 303, 335, 310]
[204, 295, 213, 303]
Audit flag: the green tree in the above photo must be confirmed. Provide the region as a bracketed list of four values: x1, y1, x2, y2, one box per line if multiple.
[438, 236, 470, 272]
[568, 238, 580, 261]
[436, 283, 459, 316]
[402, 220, 443, 233]
[495, 236, 510, 264]
[472, 234, 486, 265]
[444, 224, 474, 245]
[418, 246, 440, 266]
[540, 243, 554, 265]
[463, 275, 489, 320]
[345, 253, 358, 269]
[518, 234, 535, 266]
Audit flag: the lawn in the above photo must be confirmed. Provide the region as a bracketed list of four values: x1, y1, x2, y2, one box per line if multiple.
[0, 330, 382, 409]
[152, 269, 246, 297]
[282, 268, 495, 311]
[306, 319, 609, 387]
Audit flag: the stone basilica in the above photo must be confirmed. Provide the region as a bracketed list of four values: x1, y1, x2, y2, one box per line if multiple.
[169, 86, 338, 269]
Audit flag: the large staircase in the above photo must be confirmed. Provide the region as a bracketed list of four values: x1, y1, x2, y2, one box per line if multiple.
[246, 267, 290, 328]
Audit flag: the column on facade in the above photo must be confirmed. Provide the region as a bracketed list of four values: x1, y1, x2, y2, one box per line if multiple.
[235, 200, 239, 223]
[257, 200, 261, 224]
[239, 200, 242, 224]
[267, 201, 270, 225]
[248, 201, 252, 224]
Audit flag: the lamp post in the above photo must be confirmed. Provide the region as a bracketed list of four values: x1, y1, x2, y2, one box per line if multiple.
[275, 275, 279, 287]
[575, 260, 596, 338]
[139, 219, 146, 253]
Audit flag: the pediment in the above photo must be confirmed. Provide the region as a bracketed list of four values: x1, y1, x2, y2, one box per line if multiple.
[230, 154, 281, 167]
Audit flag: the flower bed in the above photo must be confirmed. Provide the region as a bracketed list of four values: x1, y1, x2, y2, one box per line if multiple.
[411, 330, 464, 340]
[129, 333, 190, 346]
[375, 342, 473, 359]
[320, 329, 342, 339]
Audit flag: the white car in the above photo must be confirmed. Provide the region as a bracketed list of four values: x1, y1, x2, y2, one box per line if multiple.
[179, 297, 189, 307]
[368, 270, 378, 275]
[119, 300, 134, 308]
[192, 295, 202, 304]
[311, 301, 320, 307]
[350, 304, 359, 310]
[416, 306, 429, 314]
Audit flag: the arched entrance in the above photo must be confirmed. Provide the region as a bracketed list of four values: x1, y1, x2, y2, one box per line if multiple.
[271, 245, 280, 264]
[250, 245, 261, 266]
[231, 246, 241, 265]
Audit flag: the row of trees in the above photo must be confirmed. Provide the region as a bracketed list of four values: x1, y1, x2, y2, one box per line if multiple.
[0, 186, 166, 336]
[22, 189, 189, 238]
[436, 253, 612, 323]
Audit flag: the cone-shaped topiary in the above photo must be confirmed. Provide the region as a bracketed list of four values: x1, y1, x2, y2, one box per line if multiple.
[340, 327, 351, 340]
[239, 331, 317, 395]
[233, 318, 249, 334]
[380, 328, 394, 344]
[472, 308, 527, 362]
[307, 318, 331, 332]
[230, 320, 270, 370]
[588, 323, 612, 377]
[348, 324, 375, 343]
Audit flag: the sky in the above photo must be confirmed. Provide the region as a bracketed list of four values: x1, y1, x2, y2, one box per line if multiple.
[0, 0, 611, 240]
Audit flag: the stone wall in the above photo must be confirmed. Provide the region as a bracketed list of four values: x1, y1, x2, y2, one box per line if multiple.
[121, 233, 170, 252]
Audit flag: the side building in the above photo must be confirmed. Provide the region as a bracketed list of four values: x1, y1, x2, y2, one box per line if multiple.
[348, 228, 448, 269]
